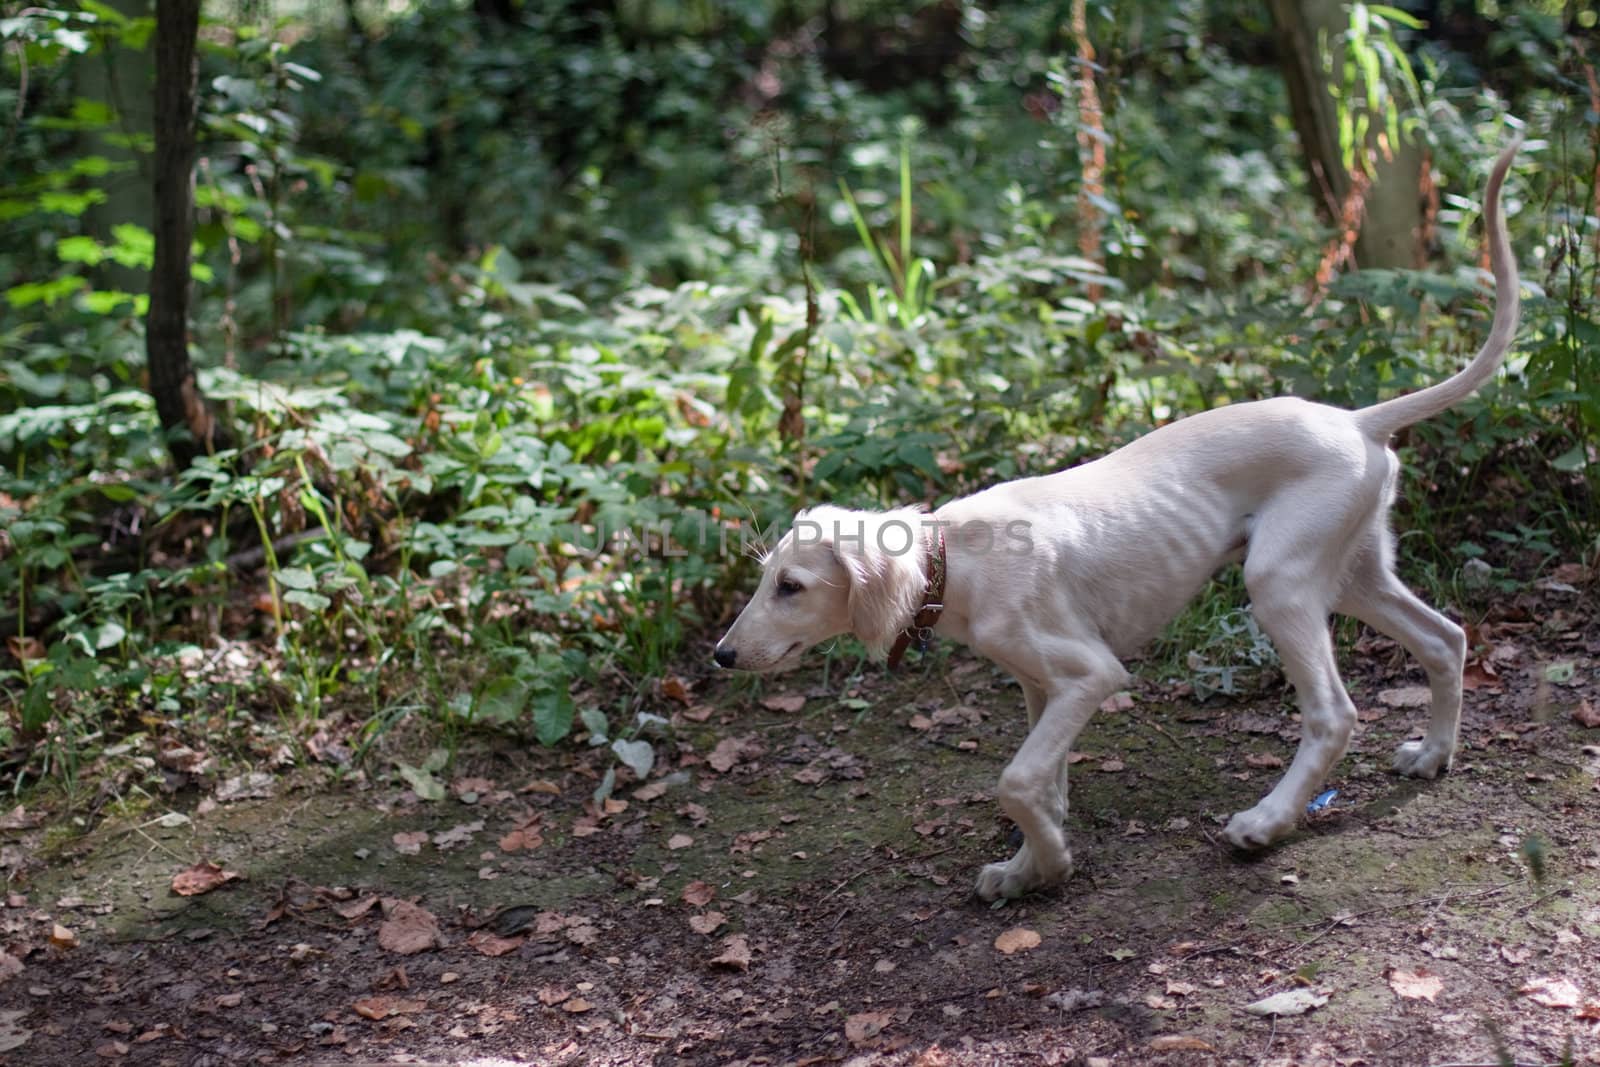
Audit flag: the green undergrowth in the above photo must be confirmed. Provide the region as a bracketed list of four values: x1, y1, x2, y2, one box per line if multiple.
[2, 3, 1598, 804]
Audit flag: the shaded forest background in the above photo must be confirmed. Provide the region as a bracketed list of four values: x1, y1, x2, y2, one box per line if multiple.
[1, 0, 1597, 796]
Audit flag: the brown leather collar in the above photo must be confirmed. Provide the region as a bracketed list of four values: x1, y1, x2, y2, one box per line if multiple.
[886, 527, 947, 670]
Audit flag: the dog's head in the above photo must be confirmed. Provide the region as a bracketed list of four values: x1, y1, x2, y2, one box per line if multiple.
[713, 505, 929, 673]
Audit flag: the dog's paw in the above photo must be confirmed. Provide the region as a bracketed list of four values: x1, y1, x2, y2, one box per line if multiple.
[974, 847, 1071, 902]
[1221, 804, 1294, 851]
[1392, 740, 1451, 779]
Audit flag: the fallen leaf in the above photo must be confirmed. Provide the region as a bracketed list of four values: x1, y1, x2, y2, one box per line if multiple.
[0, 952, 21, 983]
[1387, 966, 1443, 1002]
[1165, 981, 1198, 996]
[659, 675, 692, 705]
[352, 996, 425, 1020]
[377, 899, 440, 955]
[666, 833, 694, 851]
[1378, 686, 1431, 709]
[94, 1040, 128, 1057]
[1097, 759, 1125, 773]
[214, 772, 276, 803]
[844, 1009, 893, 1046]
[633, 780, 669, 802]
[519, 779, 560, 795]
[0, 1009, 30, 1052]
[761, 693, 806, 713]
[431, 821, 483, 851]
[49, 923, 79, 949]
[334, 895, 380, 921]
[791, 767, 826, 784]
[562, 997, 593, 1014]
[391, 831, 428, 856]
[1574, 701, 1600, 729]
[466, 930, 524, 957]
[0, 806, 40, 831]
[681, 704, 715, 723]
[1148, 1034, 1214, 1052]
[1521, 976, 1583, 1009]
[682, 881, 715, 907]
[171, 861, 240, 897]
[1245, 752, 1284, 769]
[689, 911, 727, 935]
[215, 993, 242, 1008]
[708, 735, 757, 773]
[907, 713, 933, 731]
[994, 927, 1042, 955]
[709, 933, 753, 971]
[1244, 989, 1327, 1016]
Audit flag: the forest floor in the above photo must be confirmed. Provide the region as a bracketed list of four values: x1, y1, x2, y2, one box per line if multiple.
[3, 580, 1599, 1067]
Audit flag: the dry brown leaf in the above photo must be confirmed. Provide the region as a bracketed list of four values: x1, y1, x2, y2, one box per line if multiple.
[520, 778, 561, 795]
[709, 933, 752, 971]
[93, 1040, 128, 1058]
[1098, 758, 1125, 773]
[377, 899, 441, 956]
[682, 880, 715, 907]
[466, 930, 524, 957]
[1573, 700, 1600, 729]
[562, 997, 593, 1014]
[171, 861, 240, 898]
[49, 923, 79, 950]
[6, 636, 44, 664]
[352, 996, 425, 1020]
[681, 704, 716, 723]
[498, 825, 543, 853]
[333, 895, 380, 921]
[844, 1009, 893, 1047]
[666, 833, 694, 851]
[1378, 686, 1431, 708]
[1245, 752, 1284, 769]
[760, 694, 806, 713]
[1148, 1034, 1213, 1052]
[659, 675, 692, 705]
[708, 736, 755, 773]
[431, 821, 483, 851]
[994, 927, 1042, 955]
[907, 713, 933, 731]
[0, 806, 37, 831]
[0, 952, 21, 984]
[1387, 966, 1443, 1002]
[633, 780, 669, 802]
[391, 831, 428, 855]
[1521, 976, 1583, 1009]
[537, 985, 570, 1006]
[689, 911, 727, 935]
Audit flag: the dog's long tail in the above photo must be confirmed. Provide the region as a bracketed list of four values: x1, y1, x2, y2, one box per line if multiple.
[1356, 137, 1522, 441]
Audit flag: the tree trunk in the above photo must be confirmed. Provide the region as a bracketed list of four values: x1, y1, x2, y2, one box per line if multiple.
[146, 0, 228, 467]
[1267, 0, 1424, 270]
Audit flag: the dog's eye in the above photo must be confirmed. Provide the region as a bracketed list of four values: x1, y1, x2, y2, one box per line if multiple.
[776, 578, 804, 597]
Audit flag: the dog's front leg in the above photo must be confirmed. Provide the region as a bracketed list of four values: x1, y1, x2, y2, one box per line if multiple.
[978, 662, 1124, 901]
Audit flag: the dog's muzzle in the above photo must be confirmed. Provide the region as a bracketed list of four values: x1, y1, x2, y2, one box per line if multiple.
[713, 646, 737, 669]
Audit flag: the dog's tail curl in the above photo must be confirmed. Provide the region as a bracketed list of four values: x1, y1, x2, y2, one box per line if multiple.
[1356, 136, 1522, 441]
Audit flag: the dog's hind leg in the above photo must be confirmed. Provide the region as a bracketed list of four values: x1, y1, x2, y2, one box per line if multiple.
[1223, 510, 1362, 849]
[1335, 536, 1466, 779]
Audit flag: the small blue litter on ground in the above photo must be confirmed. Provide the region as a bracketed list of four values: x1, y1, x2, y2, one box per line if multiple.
[1306, 789, 1338, 814]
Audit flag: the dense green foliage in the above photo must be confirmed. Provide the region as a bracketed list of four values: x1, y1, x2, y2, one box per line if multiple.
[1, 0, 1596, 789]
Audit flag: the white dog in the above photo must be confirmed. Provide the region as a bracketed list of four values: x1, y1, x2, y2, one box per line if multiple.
[715, 140, 1520, 901]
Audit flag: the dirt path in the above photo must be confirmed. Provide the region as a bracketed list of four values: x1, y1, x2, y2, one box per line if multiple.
[4, 616, 1599, 1066]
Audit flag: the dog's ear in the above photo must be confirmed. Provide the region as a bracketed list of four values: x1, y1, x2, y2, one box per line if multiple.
[831, 511, 928, 658]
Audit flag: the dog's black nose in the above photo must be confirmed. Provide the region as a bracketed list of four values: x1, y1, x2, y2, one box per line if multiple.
[713, 647, 737, 669]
